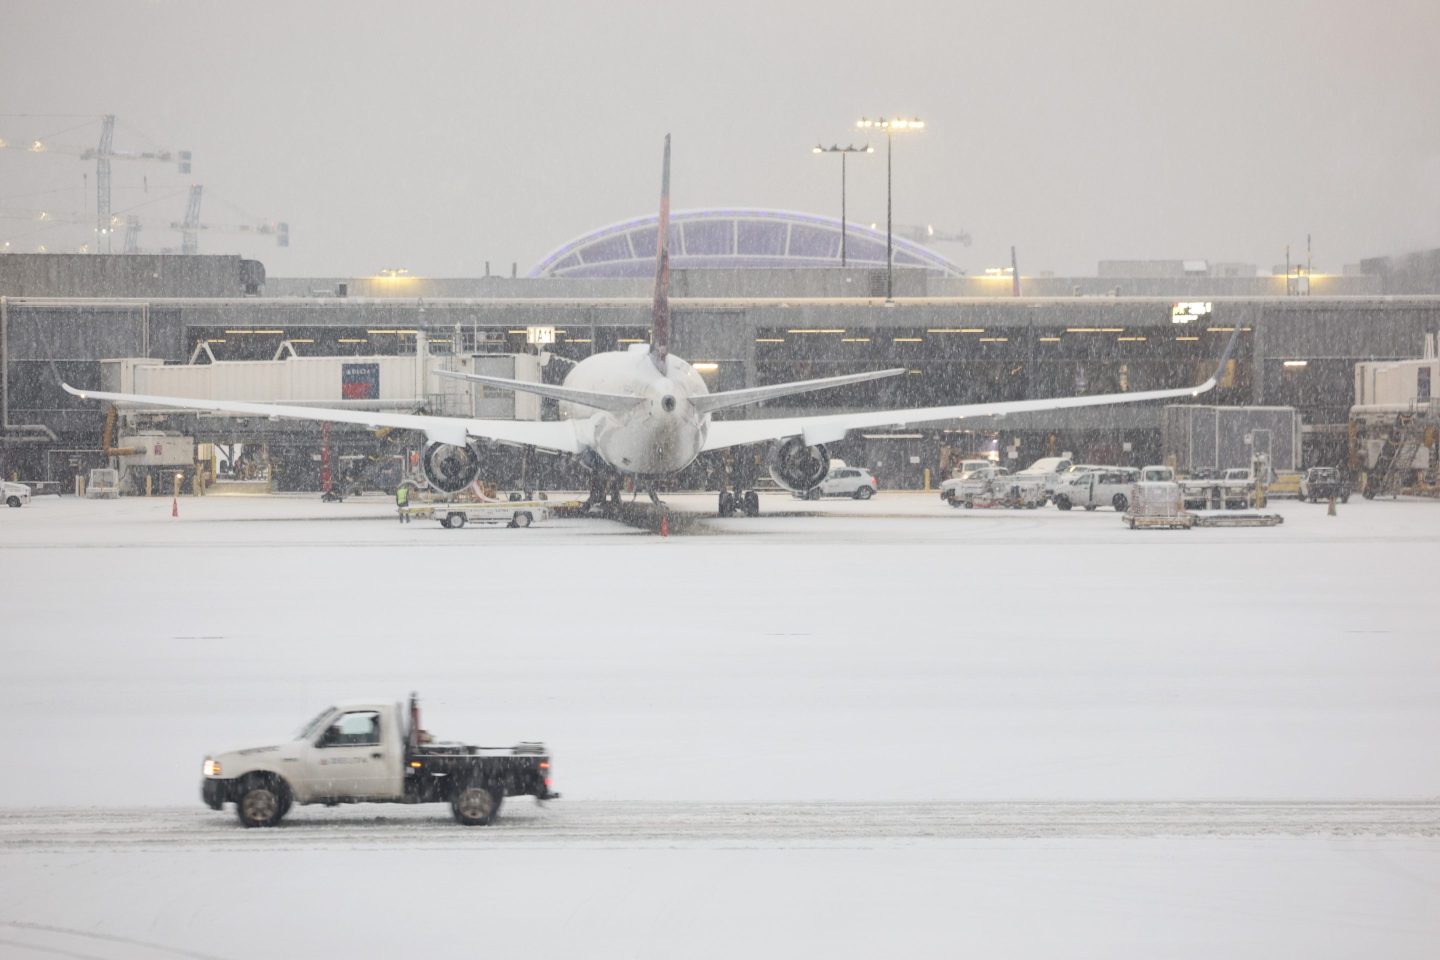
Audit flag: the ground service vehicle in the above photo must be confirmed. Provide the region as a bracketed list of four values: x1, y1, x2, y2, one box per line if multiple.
[3, 479, 30, 507]
[202, 695, 557, 827]
[801, 464, 878, 500]
[942, 464, 1009, 506]
[1299, 467, 1352, 503]
[1179, 468, 1255, 509]
[1053, 468, 1140, 511]
[1009, 456, 1074, 502]
[1123, 481, 1194, 529]
[434, 502, 549, 528]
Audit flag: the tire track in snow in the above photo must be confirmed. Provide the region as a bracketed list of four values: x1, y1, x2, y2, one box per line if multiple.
[1, 801, 1435, 851]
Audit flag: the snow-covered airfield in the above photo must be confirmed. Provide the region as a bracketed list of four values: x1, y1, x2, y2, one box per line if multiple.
[1, 492, 1437, 958]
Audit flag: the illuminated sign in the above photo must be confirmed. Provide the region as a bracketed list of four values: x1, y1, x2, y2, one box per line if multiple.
[1171, 301, 1213, 324]
[526, 326, 557, 345]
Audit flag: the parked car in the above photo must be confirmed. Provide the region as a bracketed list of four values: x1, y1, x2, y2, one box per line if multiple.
[801, 465, 878, 500]
[1299, 466, 1351, 503]
[3, 479, 31, 508]
[1052, 467, 1140, 512]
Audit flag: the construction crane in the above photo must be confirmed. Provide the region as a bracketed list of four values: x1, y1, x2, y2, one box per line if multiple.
[0, 114, 190, 253]
[165, 184, 289, 255]
[893, 223, 972, 246]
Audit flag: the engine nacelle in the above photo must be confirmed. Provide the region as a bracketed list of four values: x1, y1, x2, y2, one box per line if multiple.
[421, 441, 482, 494]
[767, 437, 831, 493]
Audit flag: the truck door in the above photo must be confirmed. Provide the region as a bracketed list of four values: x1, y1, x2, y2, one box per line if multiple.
[302, 709, 401, 800]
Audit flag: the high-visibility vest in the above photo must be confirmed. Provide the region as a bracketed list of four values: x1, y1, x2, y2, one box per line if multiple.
[396, 488, 409, 505]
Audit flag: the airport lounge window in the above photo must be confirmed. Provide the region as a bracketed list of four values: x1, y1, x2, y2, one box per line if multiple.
[323, 711, 381, 747]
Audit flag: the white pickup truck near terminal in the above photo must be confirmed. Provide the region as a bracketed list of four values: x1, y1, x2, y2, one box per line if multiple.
[202, 695, 557, 827]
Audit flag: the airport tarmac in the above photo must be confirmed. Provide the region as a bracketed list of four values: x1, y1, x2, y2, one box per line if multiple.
[1, 491, 1437, 958]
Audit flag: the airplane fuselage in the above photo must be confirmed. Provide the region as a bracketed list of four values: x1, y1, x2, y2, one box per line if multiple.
[559, 345, 710, 475]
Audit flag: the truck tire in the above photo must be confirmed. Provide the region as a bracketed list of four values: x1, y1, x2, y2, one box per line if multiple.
[1055, 496, 1071, 511]
[1112, 494, 1129, 513]
[6, 496, 19, 508]
[450, 512, 466, 528]
[511, 512, 532, 528]
[451, 784, 502, 826]
[236, 776, 288, 828]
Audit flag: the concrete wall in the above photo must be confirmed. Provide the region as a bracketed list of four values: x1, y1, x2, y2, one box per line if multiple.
[0, 254, 259, 298]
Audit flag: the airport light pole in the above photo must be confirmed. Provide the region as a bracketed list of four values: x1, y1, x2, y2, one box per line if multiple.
[856, 116, 925, 302]
[812, 144, 872, 267]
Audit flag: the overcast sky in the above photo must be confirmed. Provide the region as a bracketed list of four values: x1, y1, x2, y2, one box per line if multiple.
[3, 0, 1438, 278]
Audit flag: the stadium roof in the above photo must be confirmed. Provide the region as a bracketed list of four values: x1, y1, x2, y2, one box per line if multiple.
[529, 208, 963, 279]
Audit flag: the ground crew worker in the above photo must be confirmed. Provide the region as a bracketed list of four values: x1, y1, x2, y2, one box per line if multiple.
[395, 484, 410, 523]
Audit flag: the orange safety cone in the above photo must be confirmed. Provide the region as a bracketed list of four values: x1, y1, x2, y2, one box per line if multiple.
[171, 496, 179, 518]
[660, 512, 669, 537]
[1327, 495, 1337, 516]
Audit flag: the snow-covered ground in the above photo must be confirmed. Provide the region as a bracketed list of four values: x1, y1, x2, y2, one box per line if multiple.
[1, 491, 1437, 958]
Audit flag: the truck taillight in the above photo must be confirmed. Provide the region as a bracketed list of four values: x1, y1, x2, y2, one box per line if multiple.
[539, 761, 549, 770]
[545, 778, 553, 787]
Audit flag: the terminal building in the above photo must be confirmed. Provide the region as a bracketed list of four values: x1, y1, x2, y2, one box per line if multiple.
[3, 216, 1440, 492]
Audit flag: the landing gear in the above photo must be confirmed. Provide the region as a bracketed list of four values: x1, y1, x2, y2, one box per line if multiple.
[716, 488, 760, 517]
[718, 490, 735, 516]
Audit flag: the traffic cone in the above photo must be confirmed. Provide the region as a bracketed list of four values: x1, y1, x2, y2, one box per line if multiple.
[171, 496, 179, 518]
[660, 512, 669, 537]
[1327, 495, 1336, 516]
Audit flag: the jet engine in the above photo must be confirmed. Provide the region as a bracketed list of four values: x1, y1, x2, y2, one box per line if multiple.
[766, 437, 831, 493]
[420, 441, 482, 494]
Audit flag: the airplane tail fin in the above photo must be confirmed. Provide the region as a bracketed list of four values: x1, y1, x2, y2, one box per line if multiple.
[650, 134, 671, 375]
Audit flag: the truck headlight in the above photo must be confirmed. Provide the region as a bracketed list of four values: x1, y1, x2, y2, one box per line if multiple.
[203, 759, 221, 777]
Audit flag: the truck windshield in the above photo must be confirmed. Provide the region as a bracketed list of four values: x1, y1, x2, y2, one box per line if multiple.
[296, 707, 335, 741]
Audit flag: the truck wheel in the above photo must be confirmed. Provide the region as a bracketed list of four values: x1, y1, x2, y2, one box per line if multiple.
[1112, 494, 1128, 512]
[450, 513, 466, 528]
[512, 511, 532, 528]
[451, 785, 502, 826]
[6, 496, 20, 508]
[236, 776, 288, 828]
[855, 487, 873, 500]
[1055, 496, 1071, 511]
[440, 515, 453, 528]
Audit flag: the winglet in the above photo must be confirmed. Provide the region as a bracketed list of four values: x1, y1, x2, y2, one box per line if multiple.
[650, 134, 671, 375]
[1196, 323, 1245, 394]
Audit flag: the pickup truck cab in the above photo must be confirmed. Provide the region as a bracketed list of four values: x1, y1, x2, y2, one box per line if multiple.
[3, 479, 31, 508]
[1053, 467, 1140, 511]
[202, 695, 557, 827]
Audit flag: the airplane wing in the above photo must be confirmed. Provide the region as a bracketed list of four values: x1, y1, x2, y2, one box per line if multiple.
[701, 326, 1242, 452]
[59, 383, 583, 453]
[690, 368, 907, 415]
[433, 369, 643, 414]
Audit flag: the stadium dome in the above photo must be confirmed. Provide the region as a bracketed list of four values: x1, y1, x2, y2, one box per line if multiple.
[529, 208, 963, 279]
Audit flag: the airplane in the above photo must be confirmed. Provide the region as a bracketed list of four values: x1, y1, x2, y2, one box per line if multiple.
[63, 135, 1240, 517]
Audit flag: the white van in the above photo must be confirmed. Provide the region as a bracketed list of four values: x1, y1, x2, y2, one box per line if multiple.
[1052, 467, 1140, 512]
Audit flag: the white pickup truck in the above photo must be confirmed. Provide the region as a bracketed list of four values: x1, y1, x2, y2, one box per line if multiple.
[202, 695, 557, 827]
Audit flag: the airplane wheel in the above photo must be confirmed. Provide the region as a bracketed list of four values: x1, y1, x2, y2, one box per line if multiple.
[743, 491, 760, 516]
[718, 491, 735, 516]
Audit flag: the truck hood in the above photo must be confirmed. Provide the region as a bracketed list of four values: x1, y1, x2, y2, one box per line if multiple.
[207, 741, 306, 774]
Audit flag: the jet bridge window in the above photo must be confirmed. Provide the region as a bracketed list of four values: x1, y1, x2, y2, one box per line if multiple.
[321, 711, 381, 747]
